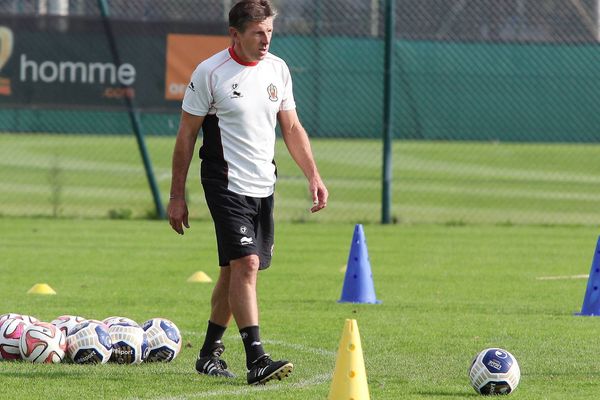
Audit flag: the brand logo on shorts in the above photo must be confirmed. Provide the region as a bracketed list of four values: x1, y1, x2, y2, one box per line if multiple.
[240, 237, 254, 245]
[240, 225, 247, 234]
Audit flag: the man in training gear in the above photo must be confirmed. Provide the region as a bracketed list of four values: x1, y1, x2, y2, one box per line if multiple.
[167, 0, 328, 385]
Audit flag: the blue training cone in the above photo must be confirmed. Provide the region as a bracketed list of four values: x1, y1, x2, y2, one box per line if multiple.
[338, 224, 381, 304]
[578, 236, 600, 316]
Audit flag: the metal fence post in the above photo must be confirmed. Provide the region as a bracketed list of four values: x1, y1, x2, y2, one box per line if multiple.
[382, 0, 395, 224]
[97, 0, 165, 219]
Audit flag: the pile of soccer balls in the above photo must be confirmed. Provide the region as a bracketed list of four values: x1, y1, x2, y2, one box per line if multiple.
[0, 313, 182, 364]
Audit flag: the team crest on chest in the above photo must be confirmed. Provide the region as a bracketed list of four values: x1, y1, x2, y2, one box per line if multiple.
[267, 83, 278, 102]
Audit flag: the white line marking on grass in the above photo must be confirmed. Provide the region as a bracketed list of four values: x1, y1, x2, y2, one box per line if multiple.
[143, 372, 331, 400]
[157, 172, 171, 182]
[182, 333, 336, 357]
[262, 339, 336, 357]
[133, 334, 335, 400]
[399, 154, 600, 185]
[536, 274, 589, 281]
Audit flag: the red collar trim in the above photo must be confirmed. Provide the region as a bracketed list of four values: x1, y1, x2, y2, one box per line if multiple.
[229, 47, 259, 66]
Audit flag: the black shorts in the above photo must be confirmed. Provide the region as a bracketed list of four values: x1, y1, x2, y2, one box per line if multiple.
[203, 182, 274, 270]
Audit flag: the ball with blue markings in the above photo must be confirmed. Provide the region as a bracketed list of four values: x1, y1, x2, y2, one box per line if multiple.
[108, 322, 148, 364]
[142, 318, 182, 362]
[67, 320, 112, 364]
[469, 348, 520, 395]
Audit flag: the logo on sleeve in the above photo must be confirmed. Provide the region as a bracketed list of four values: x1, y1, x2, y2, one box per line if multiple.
[188, 81, 195, 91]
[267, 83, 278, 102]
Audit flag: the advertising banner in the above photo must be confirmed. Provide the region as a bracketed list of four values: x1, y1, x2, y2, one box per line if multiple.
[165, 34, 230, 101]
[0, 15, 228, 111]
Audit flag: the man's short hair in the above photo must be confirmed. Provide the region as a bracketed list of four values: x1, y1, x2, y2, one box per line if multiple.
[229, 0, 277, 32]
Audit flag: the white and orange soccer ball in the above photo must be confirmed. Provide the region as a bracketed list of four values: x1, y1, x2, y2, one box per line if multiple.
[67, 320, 113, 364]
[51, 315, 87, 337]
[19, 322, 66, 363]
[142, 318, 182, 362]
[0, 318, 28, 360]
[109, 322, 148, 364]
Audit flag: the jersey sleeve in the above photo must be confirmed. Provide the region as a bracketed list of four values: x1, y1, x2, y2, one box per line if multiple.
[279, 63, 296, 111]
[182, 63, 212, 116]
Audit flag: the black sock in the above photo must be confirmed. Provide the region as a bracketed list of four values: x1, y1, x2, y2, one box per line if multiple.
[240, 325, 266, 369]
[199, 320, 227, 357]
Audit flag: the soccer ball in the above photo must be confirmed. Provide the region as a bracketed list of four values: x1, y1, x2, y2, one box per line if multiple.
[469, 348, 521, 395]
[109, 322, 148, 364]
[0, 313, 39, 325]
[103, 316, 139, 327]
[0, 318, 27, 360]
[19, 322, 66, 363]
[142, 318, 182, 362]
[67, 320, 112, 364]
[51, 315, 87, 337]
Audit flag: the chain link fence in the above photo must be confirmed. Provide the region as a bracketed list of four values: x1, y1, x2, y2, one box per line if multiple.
[1, 0, 600, 224]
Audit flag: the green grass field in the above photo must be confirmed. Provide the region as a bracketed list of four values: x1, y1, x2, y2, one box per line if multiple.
[2, 133, 600, 225]
[2, 218, 600, 399]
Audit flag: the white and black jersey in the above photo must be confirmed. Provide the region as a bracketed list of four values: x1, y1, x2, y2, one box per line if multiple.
[182, 47, 296, 198]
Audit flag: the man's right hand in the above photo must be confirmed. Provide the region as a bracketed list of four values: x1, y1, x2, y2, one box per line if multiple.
[167, 198, 190, 235]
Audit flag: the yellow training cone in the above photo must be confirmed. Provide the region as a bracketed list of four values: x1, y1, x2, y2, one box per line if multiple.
[187, 271, 212, 283]
[27, 283, 56, 295]
[328, 319, 370, 400]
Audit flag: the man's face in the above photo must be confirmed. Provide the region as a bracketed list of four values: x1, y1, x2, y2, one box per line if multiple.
[230, 17, 273, 63]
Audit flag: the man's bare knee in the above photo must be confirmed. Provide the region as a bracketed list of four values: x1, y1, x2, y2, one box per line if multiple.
[230, 255, 259, 279]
